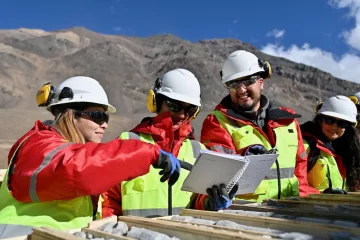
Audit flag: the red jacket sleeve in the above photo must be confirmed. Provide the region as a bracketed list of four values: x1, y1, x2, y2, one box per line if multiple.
[294, 120, 320, 196]
[200, 114, 236, 154]
[189, 193, 208, 210]
[9, 131, 160, 203]
[101, 185, 123, 217]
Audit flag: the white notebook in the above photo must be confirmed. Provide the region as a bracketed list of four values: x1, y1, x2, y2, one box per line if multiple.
[181, 149, 279, 195]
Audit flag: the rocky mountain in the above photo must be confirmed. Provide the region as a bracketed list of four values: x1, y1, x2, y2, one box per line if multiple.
[0, 27, 359, 167]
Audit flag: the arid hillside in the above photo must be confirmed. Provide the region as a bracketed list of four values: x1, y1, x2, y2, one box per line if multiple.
[1, 27, 359, 168]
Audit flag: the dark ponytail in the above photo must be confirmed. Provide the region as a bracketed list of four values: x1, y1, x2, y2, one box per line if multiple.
[333, 126, 360, 191]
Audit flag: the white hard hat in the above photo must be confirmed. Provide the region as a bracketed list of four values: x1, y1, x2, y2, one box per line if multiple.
[157, 69, 201, 106]
[318, 95, 357, 123]
[221, 50, 265, 84]
[47, 76, 116, 113]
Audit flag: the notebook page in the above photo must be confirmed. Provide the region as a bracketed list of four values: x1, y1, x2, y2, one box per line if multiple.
[235, 153, 279, 195]
[181, 149, 249, 195]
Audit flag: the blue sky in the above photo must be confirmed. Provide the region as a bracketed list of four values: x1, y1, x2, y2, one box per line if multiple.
[1, 0, 360, 83]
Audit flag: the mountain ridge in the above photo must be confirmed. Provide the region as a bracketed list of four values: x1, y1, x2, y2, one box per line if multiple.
[0, 26, 359, 167]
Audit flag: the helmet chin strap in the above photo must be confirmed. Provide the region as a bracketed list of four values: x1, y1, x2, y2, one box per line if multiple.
[54, 111, 63, 123]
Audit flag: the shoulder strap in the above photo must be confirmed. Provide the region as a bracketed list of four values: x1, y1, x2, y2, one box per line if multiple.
[128, 132, 141, 140]
[189, 140, 201, 159]
[303, 136, 319, 173]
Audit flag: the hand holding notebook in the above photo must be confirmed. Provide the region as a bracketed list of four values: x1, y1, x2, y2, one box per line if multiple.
[204, 184, 239, 210]
[181, 149, 278, 195]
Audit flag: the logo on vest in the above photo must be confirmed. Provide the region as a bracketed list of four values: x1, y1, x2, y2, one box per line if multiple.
[288, 129, 294, 133]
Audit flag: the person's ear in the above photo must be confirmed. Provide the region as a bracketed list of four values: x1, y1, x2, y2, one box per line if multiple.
[258, 78, 264, 91]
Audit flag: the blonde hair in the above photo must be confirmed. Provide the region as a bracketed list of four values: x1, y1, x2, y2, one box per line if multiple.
[54, 109, 85, 144]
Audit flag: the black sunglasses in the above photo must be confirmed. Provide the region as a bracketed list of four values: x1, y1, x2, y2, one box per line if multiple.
[321, 116, 352, 128]
[165, 99, 198, 115]
[226, 75, 259, 89]
[75, 110, 109, 125]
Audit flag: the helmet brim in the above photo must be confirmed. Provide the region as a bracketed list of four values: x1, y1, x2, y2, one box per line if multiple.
[159, 92, 201, 107]
[221, 68, 264, 84]
[47, 100, 116, 114]
[319, 111, 356, 124]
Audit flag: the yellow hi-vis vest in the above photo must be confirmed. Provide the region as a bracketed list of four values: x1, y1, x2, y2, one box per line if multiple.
[304, 140, 345, 192]
[212, 110, 300, 202]
[0, 137, 93, 235]
[119, 132, 205, 217]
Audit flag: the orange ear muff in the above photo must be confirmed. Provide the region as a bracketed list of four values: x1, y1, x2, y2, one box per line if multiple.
[314, 101, 323, 113]
[349, 95, 359, 105]
[36, 82, 55, 107]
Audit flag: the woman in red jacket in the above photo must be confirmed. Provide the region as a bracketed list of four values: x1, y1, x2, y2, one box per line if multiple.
[0, 76, 181, 239]
[101, 68, 205, 218]
[301, 96, 360, 193]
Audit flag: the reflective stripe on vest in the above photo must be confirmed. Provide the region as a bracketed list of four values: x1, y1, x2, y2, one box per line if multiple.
[265, 167, 295, 180]
[30, 143, 71, 202]
[0, 140, 93, 230]
[119, 131, 204, 217]
[304, 140, 345, 191]
[210, 145, 236, 154]
[212, 110, 299, 202]
[0, 223, 33, 239]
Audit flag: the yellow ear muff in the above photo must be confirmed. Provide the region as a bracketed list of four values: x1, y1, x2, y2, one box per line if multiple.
[264, 61, 272, 79]
[349, 95, 359, 105]
[146, 89, 157, 113]
[314, 101, 323, 113]
[258, 59, 272, 79]
[146, 77, 162, 113]
[36, 82, 54, 107]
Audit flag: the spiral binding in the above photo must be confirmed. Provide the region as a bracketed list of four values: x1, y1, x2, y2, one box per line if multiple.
[225, 157, 250, 193]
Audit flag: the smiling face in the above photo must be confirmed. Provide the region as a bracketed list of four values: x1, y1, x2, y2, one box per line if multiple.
[74, 106, 108, 143]
[228, 76, 264, 111]
[158, 99, 196, 130]
[319, 115, 348, 141]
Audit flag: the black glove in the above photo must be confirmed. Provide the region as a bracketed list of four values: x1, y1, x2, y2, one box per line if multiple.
[245, 144, 267, 155]
[204, 184, 239, 211]
[152, 150, 181, 186]
[322, 188, 348, 195]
